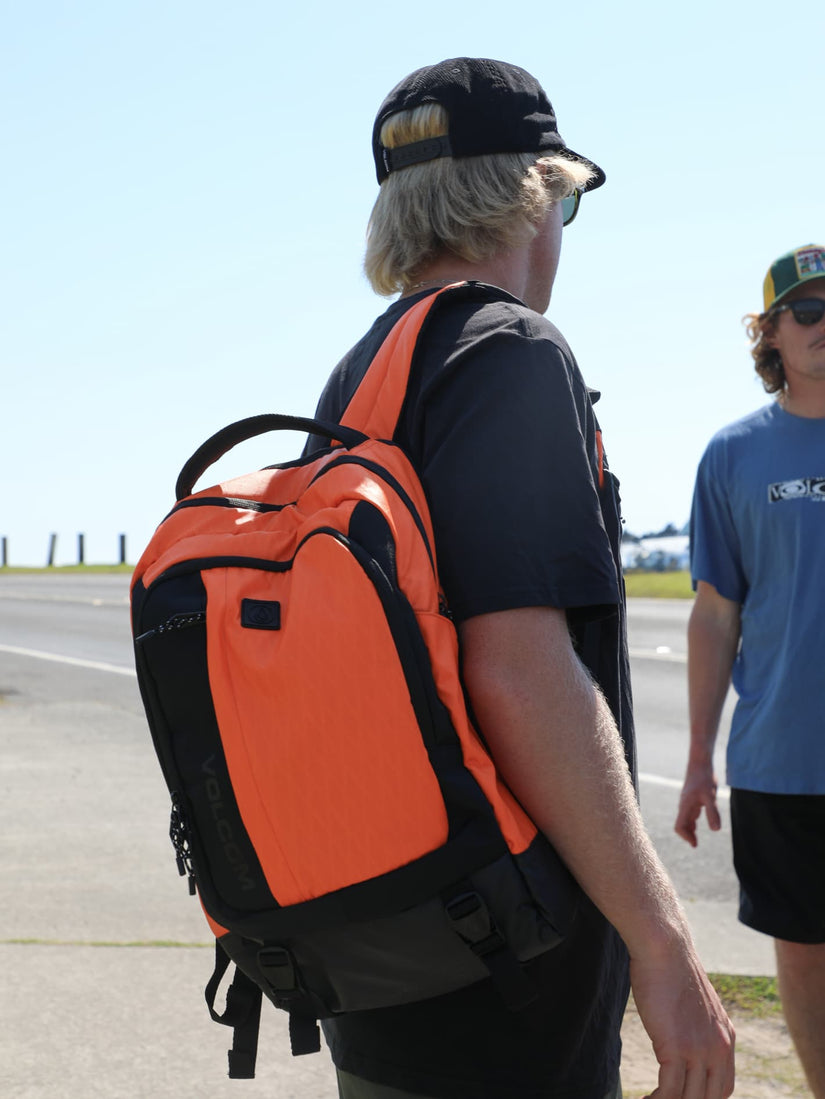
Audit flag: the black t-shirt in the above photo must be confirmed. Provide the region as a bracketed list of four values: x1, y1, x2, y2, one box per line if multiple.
[308, 283, 634, 1099]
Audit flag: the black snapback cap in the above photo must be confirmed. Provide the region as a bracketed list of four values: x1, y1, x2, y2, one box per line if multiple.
[372, 57, 605, 191]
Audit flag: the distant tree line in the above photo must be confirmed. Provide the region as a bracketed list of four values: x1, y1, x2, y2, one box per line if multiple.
[622, 521, 689, 543]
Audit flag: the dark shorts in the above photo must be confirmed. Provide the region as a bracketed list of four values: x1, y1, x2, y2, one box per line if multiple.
[336, 1069, 622, 1099]
[730, 789, 825, 944]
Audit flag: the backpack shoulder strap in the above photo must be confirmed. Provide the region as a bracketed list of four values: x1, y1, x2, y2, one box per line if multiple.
[338, 282, 465, 439]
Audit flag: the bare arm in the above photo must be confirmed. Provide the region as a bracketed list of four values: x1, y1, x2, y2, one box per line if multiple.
[460, 606, 734, 1099]
[674, 582, 741, 848]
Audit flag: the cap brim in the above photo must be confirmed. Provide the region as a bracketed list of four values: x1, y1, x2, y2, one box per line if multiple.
[563, 147, 605, 191]
[771, 275, 825, 309]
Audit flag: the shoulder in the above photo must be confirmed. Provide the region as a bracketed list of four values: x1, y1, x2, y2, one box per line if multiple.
[699, 404, 778, 470]
[432, 283, 573, 352]
[706, 403, 778, 448]
[416, 283, 582, 397]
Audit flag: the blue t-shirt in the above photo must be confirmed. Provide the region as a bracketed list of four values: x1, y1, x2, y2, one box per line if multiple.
[690, 402, 825, 793]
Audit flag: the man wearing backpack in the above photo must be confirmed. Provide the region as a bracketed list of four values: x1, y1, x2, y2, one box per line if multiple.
[311, 58, 734, 1099]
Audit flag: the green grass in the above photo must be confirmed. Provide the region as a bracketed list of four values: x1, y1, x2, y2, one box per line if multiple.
[708, 973, 782, 1018]
[623, 569, 693, 599]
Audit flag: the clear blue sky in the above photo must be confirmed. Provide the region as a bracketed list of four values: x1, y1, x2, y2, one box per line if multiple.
[2, 1, 822, 565]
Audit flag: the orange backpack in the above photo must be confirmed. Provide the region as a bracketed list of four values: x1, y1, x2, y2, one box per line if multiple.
[130, 285, 578, 1078]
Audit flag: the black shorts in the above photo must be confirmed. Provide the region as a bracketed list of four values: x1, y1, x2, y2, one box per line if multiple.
[730, 789, 825, 944]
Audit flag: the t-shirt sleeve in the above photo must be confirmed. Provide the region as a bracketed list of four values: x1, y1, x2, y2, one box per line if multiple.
[411, 325, 621, 623]
[689, 439, 747, 603]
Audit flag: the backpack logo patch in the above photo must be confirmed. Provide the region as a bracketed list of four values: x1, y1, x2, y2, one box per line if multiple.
[241, 599, 282, 630]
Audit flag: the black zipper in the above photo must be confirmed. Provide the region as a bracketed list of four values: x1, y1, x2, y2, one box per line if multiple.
[135, 610, 205, 644]
[155, 449, 443, 603]
[171, 495, 290, 514]
[149, 554, 293, 589]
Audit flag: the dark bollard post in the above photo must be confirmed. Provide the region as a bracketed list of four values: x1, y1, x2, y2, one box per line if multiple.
[1, 537, 7, 568]
[119, 533, 127, 565]
[78, 533, 85, 565]
[47, 534, 57, 567]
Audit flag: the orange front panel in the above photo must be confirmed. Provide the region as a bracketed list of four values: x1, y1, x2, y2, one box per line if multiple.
[202, 535, 449, 906]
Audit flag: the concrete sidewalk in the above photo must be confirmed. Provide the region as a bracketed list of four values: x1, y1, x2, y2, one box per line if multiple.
[2, 943, 337, 1098]
[0, 673, 342, 1097]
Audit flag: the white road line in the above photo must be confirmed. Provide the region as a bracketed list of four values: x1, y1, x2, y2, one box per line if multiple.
[639, 772, 684, 790]
[0, 643, 136, 678]
[639, 771, 731, 799]
[0, 592, 128, 606]
[629, 648, 687, 663]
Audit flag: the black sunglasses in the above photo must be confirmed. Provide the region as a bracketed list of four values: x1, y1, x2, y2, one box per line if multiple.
[771, 298, 825, 326]
[560, 190, 581, 227]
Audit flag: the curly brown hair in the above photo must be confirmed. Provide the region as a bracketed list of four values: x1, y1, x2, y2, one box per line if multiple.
[743, 311, 785, 394]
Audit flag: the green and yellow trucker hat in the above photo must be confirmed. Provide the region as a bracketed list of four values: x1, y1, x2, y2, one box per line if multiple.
[763, 244, 825, 312]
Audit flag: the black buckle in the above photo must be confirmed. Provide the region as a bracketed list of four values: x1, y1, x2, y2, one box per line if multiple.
[445, 892, 505, 956]
[257, 947, 300, 999]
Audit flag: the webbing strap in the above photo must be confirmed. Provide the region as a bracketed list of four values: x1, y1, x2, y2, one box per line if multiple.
[204, 942, 263, 1079]
[257, 947, 321, 1056]
[225, 978, 262, 1080]
[288, 1009, 322, 1056]
[339, 283, 465, 440]
[444, 887, 538, 1012]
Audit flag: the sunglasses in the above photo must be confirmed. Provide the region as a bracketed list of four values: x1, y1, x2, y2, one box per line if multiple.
[560, 190, 581, 227]
[771, 298, 825, 326]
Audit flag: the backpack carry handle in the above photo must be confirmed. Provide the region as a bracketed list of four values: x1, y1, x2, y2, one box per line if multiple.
[175, 414, 369, 501]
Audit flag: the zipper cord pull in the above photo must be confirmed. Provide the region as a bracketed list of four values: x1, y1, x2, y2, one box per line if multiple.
[169, 795, 197, 896]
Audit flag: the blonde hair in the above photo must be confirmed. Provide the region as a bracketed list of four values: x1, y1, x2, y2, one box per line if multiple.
[743, 311, 784, 393]
[365, 103, 595, 296]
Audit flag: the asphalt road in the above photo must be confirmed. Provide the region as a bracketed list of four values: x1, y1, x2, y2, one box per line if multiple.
[0, 574, 774, 1097]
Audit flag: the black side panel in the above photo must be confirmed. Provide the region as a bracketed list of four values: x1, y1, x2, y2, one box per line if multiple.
[347, 499, 399, 587]
[134, 570, 277, 913]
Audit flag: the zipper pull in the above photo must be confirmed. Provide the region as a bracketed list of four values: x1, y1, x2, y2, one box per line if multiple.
[135, 610, 206, 645]
[169, 794, 197, 896]
[158, 611, 206, 634]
